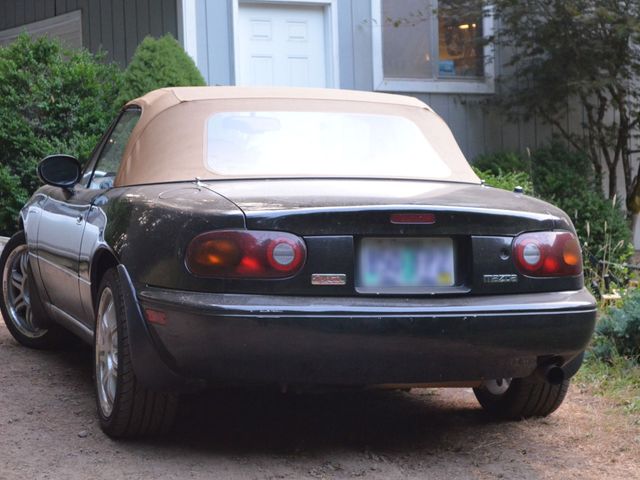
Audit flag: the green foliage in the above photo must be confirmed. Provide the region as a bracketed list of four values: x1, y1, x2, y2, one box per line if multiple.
[0, 164, 27, 236]
[473, 151, 530, 176]
[529, 143, 593, 199]
[115, 34, 205, 108]
[473, 167, 533, 195]
[592, 290, 640, 362]
[0, 34, 122, 234]
[576, 353, 640, 414]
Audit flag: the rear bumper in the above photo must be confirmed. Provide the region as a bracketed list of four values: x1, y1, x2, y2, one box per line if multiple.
[135, 285, 597, 389]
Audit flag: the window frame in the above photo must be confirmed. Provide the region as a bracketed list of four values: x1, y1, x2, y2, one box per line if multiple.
[79, 106, 142, 191]
[371, 0, 495, 94]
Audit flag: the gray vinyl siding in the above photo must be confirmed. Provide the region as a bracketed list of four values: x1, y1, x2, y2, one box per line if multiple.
[0, 0, 179, 66]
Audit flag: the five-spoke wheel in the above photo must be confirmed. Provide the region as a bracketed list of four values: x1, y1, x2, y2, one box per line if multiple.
[95, 287, 119, 417]
[0, 231, 70, 349]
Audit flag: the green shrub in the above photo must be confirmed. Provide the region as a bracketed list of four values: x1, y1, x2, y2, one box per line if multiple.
[473, 151, 530, 176]
[592, 290, 640, 362]
[115, 34, 206, 108]
[530, 143, 593, 200]
[473, 167, 534, 195]
[0, 165, 27, 236]
[0, 34, 122, 234]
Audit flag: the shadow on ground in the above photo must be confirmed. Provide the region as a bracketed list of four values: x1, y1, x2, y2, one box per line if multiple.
[171, 386, 487, 454]
[23, 338, 491, 454]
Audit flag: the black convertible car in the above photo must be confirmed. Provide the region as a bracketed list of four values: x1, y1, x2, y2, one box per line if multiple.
[0, 87, 596, 438]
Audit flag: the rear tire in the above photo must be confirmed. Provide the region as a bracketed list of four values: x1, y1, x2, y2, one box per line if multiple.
[94, 268, 178, 438]
[0, 231, 74, 349]
[473, 375, 570, 419]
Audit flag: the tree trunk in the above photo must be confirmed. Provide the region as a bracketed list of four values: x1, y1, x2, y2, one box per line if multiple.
[608, 166, 618, 200]
[632, 213, 640, 250]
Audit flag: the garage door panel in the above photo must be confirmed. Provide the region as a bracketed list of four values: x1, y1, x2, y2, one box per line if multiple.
[238, 3, 328, 87]
[250, 55, 275, 85]
[287, 20, 308, 42]
[288, 56, 310, 86]
[251, 19, 272, 40]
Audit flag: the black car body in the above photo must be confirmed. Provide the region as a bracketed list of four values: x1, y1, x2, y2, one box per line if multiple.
[0, 87, 597, 437]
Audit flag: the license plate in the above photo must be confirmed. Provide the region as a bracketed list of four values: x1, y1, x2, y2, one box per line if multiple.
[357, 237, 455, 290]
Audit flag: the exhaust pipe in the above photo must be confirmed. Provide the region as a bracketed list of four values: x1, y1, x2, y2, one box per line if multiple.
[535, 363, 565, 385]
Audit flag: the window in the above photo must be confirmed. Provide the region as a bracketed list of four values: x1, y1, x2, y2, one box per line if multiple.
[205, 111, 453, 180]
[87, 108, 141, 190]
[373, 0, 494, 94]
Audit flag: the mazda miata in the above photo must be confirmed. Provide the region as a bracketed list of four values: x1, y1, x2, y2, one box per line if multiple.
[0, 87, 597, 438]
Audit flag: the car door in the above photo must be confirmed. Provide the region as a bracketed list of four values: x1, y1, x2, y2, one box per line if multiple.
[77, 107, 141, 325]
[37, 107, 141, 325]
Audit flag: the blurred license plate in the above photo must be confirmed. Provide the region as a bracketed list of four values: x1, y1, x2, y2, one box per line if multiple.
[357, 238, 455, 289]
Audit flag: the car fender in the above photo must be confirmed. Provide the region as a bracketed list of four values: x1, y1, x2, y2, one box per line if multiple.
[116, 264, 201, 392]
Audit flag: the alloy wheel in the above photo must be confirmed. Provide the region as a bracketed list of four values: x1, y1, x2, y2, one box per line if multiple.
[95, 287, 118, 417]
[2, 245, 46, 339]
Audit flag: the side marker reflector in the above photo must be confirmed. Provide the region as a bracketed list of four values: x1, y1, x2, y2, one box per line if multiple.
[144, 308, 167, 326]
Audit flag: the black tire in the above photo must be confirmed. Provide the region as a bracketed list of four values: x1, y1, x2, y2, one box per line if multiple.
[0, 231, 74, 349]
[94, 268, 178, 438]
[473, 374, 570, 420]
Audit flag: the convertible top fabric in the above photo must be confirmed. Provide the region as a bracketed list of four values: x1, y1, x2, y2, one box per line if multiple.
[114, 87, 480, 187]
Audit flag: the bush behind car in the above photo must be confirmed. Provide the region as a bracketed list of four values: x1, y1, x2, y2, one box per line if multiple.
[0, 34, 122, 234]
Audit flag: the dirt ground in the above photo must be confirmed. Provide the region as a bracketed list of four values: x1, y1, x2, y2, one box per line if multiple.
[1, 322, 639, 480]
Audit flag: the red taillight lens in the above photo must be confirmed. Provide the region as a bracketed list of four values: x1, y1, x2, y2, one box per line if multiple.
[513, 231, 582, 277]
[185, 230, 306, 278]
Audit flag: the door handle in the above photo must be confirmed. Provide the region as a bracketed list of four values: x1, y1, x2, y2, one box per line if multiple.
[76, 215, 84, 224]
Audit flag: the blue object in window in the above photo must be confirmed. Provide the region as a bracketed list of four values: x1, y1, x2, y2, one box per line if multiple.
[439, 60, 455, 76]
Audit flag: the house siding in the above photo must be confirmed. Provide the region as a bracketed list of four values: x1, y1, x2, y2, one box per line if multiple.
[0, 0, 179, 66]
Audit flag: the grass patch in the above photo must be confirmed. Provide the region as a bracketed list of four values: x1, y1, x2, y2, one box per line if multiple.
[576, 354, 640, 416]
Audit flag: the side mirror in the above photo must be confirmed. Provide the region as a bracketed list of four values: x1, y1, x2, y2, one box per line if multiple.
[37, 154, 82, 188]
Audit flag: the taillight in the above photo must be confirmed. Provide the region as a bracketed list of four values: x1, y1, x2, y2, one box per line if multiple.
[185, 230, 306, 278]
[513, 231, 582, 277]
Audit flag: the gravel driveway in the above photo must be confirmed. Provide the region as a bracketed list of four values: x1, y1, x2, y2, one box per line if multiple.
[0, 320, 639, 480]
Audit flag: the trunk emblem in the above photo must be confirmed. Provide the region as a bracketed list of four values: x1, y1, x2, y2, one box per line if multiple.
[311, 274, 347, 286]
[483, 274, 518, 284]
[390, 213, 436, 225]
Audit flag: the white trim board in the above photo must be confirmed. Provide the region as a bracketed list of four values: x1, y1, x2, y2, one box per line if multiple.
[231, 0, 340, 88]
[0, 10, 82, 48]
[179, 0, 199, 65]
[371, 0, 495, 94]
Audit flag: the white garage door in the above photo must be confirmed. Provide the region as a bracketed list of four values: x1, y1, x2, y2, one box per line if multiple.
[236, 3, 329, 87]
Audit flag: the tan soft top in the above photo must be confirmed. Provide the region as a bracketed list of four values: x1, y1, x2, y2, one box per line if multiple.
[115, 87, 478, 186]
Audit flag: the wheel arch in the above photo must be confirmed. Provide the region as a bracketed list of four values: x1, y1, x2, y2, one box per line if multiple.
[91, 248, 120, 308]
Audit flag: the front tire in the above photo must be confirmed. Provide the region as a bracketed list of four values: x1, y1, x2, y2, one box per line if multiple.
[0, 231, 72, 349]
[473, 374, 570, 419]
[94, 268, 177, 438]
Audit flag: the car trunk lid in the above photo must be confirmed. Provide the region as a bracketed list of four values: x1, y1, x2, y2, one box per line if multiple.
[205, 179, 571, 236]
